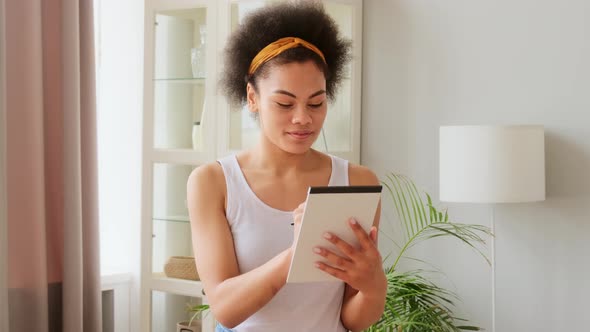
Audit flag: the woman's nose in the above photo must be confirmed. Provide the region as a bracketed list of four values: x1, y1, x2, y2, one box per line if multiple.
[291, 106, 312, 125]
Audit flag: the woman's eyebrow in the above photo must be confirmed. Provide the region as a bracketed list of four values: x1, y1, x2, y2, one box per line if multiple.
[272, 89, 326, 98]
[309, 90, 326, 98]
[272, 90, 297, 98]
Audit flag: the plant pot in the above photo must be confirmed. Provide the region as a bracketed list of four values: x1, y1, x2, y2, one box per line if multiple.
[177, 320, 201, 332]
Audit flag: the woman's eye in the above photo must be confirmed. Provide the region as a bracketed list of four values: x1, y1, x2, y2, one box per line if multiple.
[276, 102, 293, 108]
[308, 102, 324, 108]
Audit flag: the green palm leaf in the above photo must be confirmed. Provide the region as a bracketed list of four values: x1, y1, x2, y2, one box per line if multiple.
[382, 174, 491, 272]
[367, 271, 481, 332]
[366, 173, 491, 332]
[187, 303, 210, 326]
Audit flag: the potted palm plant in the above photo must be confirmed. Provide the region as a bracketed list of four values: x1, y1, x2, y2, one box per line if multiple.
[366, 173, 491, 332]
[178, 303, 209, 332]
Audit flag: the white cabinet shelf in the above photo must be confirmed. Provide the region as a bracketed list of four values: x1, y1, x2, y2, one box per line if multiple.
[150, 273, 204, 297]
[153, 216, 190, 223]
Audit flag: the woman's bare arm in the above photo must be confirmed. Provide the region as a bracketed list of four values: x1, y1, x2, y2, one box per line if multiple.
[187, 163, 292, 328]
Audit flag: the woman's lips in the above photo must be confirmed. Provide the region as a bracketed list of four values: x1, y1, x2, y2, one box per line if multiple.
[287, 131, 313, 140]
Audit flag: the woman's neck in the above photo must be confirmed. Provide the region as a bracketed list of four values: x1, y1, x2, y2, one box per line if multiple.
[247, 142, 319, 176]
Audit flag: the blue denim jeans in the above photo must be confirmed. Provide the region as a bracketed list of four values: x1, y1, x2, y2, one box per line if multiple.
[215, 323, 234, 332]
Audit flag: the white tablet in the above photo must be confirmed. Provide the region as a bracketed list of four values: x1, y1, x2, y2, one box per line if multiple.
[286, 185, 382, 283]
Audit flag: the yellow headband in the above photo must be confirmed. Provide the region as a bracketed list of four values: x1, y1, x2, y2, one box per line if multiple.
[248, 37, 326, 76]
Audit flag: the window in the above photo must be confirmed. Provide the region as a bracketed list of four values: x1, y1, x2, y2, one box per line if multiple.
[95, 0, 143, 277]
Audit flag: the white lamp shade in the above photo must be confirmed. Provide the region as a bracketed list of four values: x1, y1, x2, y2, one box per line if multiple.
[439, 125, 546, 203]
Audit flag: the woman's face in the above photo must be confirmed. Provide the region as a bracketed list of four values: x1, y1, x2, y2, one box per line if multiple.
[247, 60, 327, 155]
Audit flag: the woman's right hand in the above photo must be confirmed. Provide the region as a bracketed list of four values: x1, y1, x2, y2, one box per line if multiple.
[291, 202, 306, 249]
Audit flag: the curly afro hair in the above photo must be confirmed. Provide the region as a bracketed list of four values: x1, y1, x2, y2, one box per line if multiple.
[220, 0, 351, 106]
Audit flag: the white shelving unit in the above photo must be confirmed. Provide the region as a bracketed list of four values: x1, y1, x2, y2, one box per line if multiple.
[140, 1, 362, 331]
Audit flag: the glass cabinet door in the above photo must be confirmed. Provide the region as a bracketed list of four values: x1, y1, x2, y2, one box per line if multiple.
[151, 163, 194, 276]
[152, 7, 212, 154]
[151, 290, 203, 332]
[148, 161, 211, 330]
[314, 2, 354, 155]
[223, 1, 360, 162]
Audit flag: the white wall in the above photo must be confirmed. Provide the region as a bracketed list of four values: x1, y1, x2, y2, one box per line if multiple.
[363, 0, 590, 331]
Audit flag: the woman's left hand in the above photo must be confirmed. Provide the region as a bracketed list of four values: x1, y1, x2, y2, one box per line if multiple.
[313, 218, 386, 296]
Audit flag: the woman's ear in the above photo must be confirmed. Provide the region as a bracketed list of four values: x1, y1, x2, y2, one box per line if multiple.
[246, 83, 258, 114]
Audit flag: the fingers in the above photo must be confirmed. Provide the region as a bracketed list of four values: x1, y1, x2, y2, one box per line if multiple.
[315, 225, 384, 288]
[292, 210, 303, 222]
[319, 221, 380, 263]
[322, 232, 357, 258]
[348, 218, 376, 250]
[292, 202, 306, 219]
[293, 202, 306, 214]
[314, 261, 347, 281]
[292, 211, 303, 220]
[292, 202, 306, 225]
[313, 246, 352, 270]
[369, 226, 378, 243]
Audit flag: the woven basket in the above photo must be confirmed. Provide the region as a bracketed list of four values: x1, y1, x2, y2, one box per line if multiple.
[164, 256, 200, 281]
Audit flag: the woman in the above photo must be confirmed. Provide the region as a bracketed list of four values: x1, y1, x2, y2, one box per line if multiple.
[187, 2, 387, 331]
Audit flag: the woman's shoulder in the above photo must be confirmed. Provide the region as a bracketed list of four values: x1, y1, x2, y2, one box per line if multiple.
[187, 161, 226, 196]
[313, 150, 379, 185]
[347, 161, 380, 186]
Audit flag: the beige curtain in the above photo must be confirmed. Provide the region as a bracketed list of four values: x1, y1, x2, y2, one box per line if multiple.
[0, 0, 102, 331]
[1, 2, 9, 331]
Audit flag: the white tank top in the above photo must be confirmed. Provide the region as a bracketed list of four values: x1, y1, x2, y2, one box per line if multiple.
[218, 154, 349, 332]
